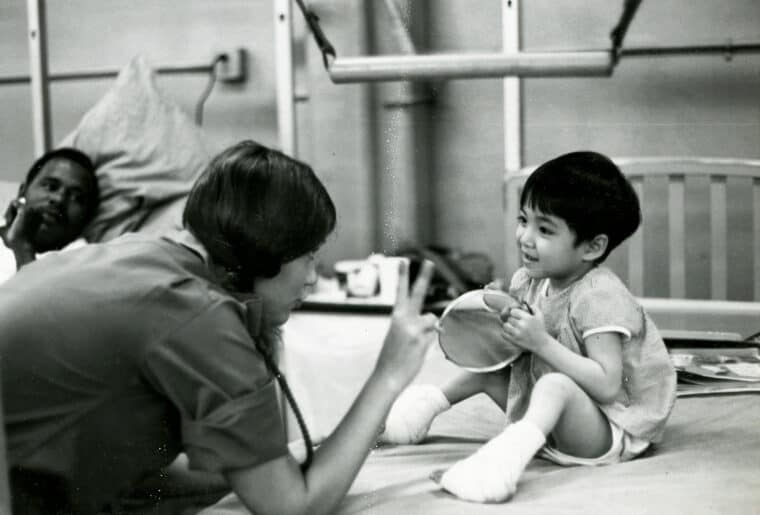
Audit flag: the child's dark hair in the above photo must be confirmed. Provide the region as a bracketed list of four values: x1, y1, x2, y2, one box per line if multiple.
[520, 151, 641, 262]
[183, 140, 337, 291]
[26, 147, 99, 219]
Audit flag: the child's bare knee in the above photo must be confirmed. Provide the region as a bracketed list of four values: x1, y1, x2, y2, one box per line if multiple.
[532, 372, 578, 402]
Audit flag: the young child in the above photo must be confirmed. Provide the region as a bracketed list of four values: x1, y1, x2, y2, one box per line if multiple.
[379, 151, 677, 503]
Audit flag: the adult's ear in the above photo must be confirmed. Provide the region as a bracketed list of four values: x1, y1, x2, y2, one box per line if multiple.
[16, 182, 26, 198]
[583, 234, 608, 262]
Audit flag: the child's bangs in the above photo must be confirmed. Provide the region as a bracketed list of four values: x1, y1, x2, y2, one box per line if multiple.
[520, 185, 575, 219]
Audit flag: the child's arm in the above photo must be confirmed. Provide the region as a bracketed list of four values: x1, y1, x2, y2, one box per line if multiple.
[503, 308, 623, 404]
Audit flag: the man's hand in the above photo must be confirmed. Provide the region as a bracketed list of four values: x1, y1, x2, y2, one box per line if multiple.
[2, 197, 41, 267]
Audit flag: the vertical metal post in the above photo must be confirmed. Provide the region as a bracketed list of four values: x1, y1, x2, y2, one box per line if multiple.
[503, 0, 522, 276]
[0, 377, 10, 515]
[274, 0, 297, 157]
[273, 1, 297, 440]
[27, 0, 52, 157]
[503, 0, 521, 174]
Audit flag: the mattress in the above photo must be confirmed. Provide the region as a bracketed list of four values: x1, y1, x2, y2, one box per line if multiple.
[203, 310, 760, 514]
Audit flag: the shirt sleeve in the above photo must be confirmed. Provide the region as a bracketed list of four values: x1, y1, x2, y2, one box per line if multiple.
[142, 299, 289, 473]
[569, 270, 643, 342]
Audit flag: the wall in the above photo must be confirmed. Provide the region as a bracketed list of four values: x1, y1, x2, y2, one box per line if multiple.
[0, 0, 373, 271]
[423, 0, 760, 288]
[1, 0, 759, 296]
[0, 0, 279, 181]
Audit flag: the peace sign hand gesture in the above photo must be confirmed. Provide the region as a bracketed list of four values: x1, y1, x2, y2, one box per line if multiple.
[373, 259, 439, 395]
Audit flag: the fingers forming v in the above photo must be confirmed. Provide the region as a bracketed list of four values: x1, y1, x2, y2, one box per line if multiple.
[393, 259, 410, 313]
[407, 260, 435, 314]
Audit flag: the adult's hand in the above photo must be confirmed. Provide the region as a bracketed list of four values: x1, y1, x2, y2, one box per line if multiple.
[227, 259, 439, 515]
[373, 259, 438, 394]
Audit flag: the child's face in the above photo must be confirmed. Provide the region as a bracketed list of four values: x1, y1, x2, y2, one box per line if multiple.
[516, 205, 592, 291]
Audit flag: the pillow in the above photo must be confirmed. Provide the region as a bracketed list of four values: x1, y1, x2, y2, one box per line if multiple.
[59, 55, 213, 242]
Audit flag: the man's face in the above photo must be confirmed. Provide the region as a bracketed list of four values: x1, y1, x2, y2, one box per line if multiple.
[22, 157, 96, 252]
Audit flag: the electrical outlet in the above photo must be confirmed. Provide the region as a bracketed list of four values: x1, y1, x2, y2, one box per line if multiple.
[214, 48, 248, 83]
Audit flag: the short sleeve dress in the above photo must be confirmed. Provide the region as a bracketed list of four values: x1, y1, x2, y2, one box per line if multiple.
[505, 266, 677, 443]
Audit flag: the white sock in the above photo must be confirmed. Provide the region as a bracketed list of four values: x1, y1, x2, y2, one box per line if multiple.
[378, 384, 451, 445]
[438, 420, 546, 503]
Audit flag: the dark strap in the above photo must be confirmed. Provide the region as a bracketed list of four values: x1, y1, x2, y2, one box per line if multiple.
[609, 0, 643, 63]
[294, 0, 337, 69]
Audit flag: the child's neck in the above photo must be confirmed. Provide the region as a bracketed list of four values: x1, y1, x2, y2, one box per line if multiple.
[546, 263, 595, 296]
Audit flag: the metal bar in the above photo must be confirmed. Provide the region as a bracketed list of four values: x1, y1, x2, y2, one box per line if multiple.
[503, 0, 522, 175]
[327, 51, 613, 83]
[0, 64, 214, 86]
[503, 0, 523, 278]
[274, 0, 297, 157]
[0, 379, 9, 515]
[620, 42, 760, 57]
[27, 0, 51, 157]
[321, 40, 760, 84]
[381, 0, 417, 55]
[5, 41, 756, 87]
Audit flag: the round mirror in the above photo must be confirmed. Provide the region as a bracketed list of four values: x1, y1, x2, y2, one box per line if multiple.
[437, 289, 524, 373]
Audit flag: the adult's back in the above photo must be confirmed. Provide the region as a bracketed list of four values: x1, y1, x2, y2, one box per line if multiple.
[0, 232, 274, 513]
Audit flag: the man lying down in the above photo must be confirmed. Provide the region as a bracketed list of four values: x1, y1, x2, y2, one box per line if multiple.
[0, 147, 99, 284]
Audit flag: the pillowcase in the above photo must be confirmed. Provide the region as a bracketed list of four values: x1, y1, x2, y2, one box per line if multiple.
[59, 55, 213, 242]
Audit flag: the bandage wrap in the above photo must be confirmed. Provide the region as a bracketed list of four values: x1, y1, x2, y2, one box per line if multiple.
[439, 420, 546, 503]
[379, 384, 450, 444]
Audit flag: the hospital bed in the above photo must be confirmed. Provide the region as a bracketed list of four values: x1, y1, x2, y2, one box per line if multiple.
[193, 302, 760, 514]
[254, 155, 760, 514]
[222, 152, 760, 513]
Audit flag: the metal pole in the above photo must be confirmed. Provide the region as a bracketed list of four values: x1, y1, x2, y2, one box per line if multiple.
[503, 0, 522, 175]
[274, 0, 297, 157]
[27, 0, 51, 157]
[620, 42, 760, 58]
[327, 51, 613, 83]
[0, 377, 10, 515]
[503, 0, 522, 278]
[380, 0, 417, 55]
[0, 64, 214, 85]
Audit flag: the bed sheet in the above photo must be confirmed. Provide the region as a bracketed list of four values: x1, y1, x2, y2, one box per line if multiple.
[204, 311, 760, 514]
[338, 394, 760, 514]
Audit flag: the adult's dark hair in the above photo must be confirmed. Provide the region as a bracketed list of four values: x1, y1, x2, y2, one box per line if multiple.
[25, 147, 99, 219]
[520, 151, 641, 263]
[183, 140, 337, 291]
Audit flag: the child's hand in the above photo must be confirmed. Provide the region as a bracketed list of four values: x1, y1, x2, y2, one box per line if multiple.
[500, 303, 549, 353]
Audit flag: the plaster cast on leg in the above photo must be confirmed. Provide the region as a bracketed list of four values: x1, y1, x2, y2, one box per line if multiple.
[379, 384, 450, 445]
[439, 420, 546, 503]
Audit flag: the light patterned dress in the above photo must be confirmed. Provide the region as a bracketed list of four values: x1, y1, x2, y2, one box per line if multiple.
[505, 266, 677, 443]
